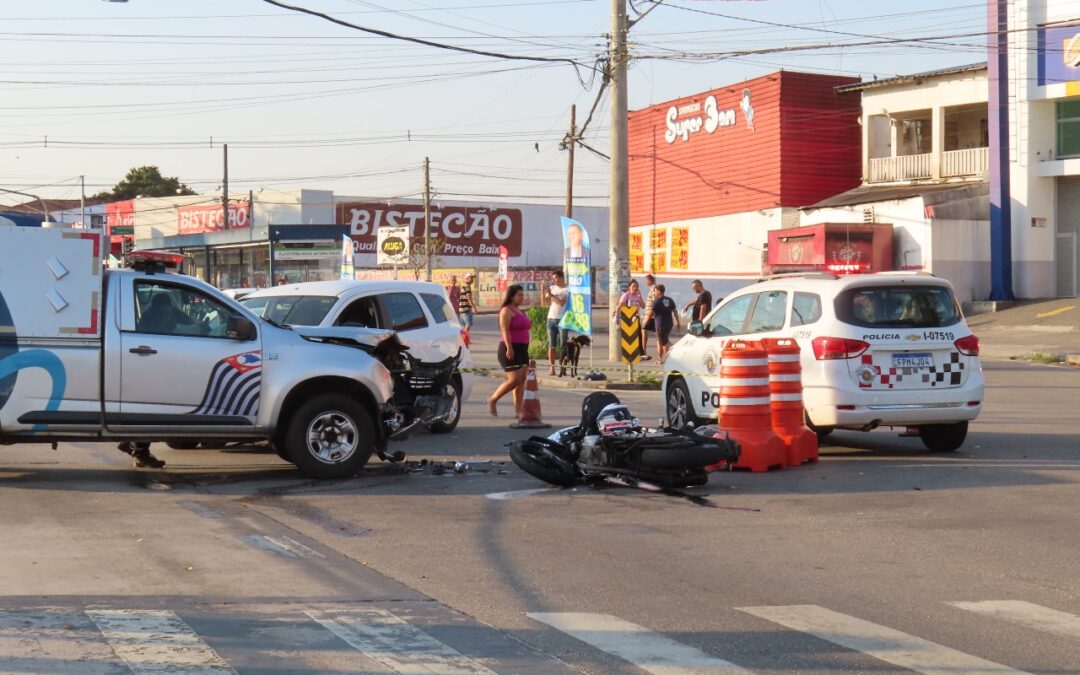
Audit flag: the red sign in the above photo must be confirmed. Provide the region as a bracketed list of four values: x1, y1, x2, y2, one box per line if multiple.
[337, 202, 523, 257]
[178, 203, 250, 235]
[105, 200, 135, 237]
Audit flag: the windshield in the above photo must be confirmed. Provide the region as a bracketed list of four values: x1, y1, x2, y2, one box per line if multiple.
[836, 285, 961, 329]
[241, 295, 337, 326]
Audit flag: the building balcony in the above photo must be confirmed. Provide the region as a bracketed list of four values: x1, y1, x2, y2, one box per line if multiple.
[867, 147, 989, 183]
[942, 147, 989, 177]
[868, 153, 931, 182]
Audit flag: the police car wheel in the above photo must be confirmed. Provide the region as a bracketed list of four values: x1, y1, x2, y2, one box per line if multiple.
[918, 421, 967, 452]
[666, 378, 701, 429]
[804, 412, 833, 441]
[285, 394, 374, 479]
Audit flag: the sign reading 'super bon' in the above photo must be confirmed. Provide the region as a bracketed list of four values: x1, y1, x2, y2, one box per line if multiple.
[338, 202, 523, 257]
[664, 88, 753, 144]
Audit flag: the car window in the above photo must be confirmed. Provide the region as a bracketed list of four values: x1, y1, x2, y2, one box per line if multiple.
[837, 285, 961, 329]
[747, 290, 788, 333]
[335, 296, 382, 328]
[707, 294, 753, 336]
[242, 295, 336, 326]
[380, 292, 429, 331]
[134, 281, 234, 338]
[420, 293, 456, 324]
[790, 292, 822, 327]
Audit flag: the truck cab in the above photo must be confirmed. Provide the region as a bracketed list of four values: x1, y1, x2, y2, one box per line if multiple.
[0, 226, 395, 478]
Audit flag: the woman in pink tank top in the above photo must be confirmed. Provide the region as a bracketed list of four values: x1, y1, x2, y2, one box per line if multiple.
[488, 284, 532, 417]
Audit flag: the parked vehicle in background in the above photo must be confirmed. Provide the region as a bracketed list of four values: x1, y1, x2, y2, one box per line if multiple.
[663, 272, 984, 452]
[241, 280, 472, 433]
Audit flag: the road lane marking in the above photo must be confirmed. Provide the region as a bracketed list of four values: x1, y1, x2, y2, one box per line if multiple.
[527, 612, 749, 673]
[86, 609, 235, 674]
[240, 534, 326, 558]
[739, 605, 1027, 675]
[485, 487, 562, 501]
[1035, 305, 1075, 319]
[951, 601, 1080, 640]
[305, 608, 495, 674]
[0, 608, 126, 673]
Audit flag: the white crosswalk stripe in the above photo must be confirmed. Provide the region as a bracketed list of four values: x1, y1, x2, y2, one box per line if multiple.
[528, 612, 750, 674]
[950, 600, 1080, 641]
[739, 604, 1029, 675]
[85, 609, 235, 674]
[305, 608, 497, 674]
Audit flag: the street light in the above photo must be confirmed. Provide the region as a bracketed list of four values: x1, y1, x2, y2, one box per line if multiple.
[0, 187, 49, 223]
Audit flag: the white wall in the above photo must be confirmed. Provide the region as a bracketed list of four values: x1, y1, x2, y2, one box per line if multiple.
[930, 219, 992, 302]
[133, 195, 216, 241]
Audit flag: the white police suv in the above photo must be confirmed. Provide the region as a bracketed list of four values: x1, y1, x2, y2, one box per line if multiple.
[663, 272, 984, 451]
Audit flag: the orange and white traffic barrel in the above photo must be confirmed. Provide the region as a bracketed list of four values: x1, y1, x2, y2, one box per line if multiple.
[714, 340, 786, 472]
[762, 337, 818, 466]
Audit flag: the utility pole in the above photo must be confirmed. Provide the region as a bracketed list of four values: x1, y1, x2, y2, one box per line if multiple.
[565, 104, 577, 219]
[80, 175, 86, 228]
[222, 143, 230, 230]
[423, 156, 432, 282]
[987, 0, 1014, 301]
[608, 0, 630, 362]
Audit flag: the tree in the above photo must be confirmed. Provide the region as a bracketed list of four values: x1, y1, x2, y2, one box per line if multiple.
[92, 165, 196, 201]
[406, 236, 447, 281]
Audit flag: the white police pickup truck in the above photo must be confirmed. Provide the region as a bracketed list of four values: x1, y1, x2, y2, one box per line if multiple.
[0, 225, 399, 478]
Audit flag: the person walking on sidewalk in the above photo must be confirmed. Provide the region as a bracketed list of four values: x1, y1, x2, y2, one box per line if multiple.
[458, 273, 477, 338]
[640, 274, 658, 360]
[615, 278, 646, 322]
[682, 279, 713, 323]
[117, 442, 165, 469]
[447, 274, 461, 316]
[543, 270, 569, 375]
[643, 284, 680, 365]
[488, 284, 531, 418]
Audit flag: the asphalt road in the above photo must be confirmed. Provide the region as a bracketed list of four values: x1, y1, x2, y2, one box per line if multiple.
[1, 359, 1078, 673]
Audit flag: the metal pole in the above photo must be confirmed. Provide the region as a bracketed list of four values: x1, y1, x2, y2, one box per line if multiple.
[80, 175, 86, 228]
[222, 143, 229, 231]
[608, 0, 630, 362]
[988, 0, 1014, 300]
[423, 156, 432, 282]
[566, 104, 576, 219]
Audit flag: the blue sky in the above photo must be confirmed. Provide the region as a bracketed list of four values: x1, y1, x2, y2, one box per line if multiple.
[0, 0, 997, 207]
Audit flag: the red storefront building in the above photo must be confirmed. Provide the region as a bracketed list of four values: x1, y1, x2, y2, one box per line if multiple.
[628, 70, 863, 302]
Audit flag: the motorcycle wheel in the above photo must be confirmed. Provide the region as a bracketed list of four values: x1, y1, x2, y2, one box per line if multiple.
[508, 439, 579, 487]
[428, 377, 462, 434]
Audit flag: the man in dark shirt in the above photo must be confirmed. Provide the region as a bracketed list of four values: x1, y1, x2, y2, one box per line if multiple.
[644, 284, 680, 364]
[682, 279, 713, 323]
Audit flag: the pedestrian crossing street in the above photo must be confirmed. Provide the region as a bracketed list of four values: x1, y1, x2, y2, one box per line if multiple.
[0, 599, 1076, 673]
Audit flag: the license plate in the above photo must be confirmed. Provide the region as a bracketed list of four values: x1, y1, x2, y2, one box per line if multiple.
[892, 352, 933, 369]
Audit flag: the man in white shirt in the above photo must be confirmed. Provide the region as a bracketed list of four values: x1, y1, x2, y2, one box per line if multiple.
[543, 270, 569, 375]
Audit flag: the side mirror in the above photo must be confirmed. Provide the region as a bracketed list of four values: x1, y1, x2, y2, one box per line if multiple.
[688, 321, 705, 337]
[226, 316, 257, 341]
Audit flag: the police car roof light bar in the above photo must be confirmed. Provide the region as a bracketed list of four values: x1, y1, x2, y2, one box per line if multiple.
[126, 251, 183, 274]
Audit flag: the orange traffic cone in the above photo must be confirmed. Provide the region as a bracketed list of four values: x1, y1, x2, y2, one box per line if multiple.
[511, 360, 551, 429]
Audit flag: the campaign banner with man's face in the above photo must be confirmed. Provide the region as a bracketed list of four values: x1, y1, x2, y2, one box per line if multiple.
[559, 216, 592, 335]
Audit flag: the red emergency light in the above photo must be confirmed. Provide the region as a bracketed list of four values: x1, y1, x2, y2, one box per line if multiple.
[825, 262, 868, 274]
[126, 251, 184, 273]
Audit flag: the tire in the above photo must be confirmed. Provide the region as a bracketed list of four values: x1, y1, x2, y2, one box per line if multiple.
[272, 443, 294, 464]
[804, 411, 834, 442]
[666, 378, 703, 429]
[919, 421, 968, 452]
[283, 394, 375, 479]
[428, 377, 462, 434]
[508, 439, 579, 487]
[166, 440, 201, 450]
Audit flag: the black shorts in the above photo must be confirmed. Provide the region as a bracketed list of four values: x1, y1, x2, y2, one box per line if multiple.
[644, 318, 655, 331]
[656, 323, 673, 346]
[498, 342, 530, 371]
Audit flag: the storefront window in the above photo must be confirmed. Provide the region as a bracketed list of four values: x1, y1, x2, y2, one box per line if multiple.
[273, 243, 341, 284]
[213, 248, 245, 290]
[182, 249, 208, 282]
[1057, 100, 1080, 158]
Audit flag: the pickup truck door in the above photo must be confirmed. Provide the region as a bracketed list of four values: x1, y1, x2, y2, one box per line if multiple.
[116, 277, 260, 427]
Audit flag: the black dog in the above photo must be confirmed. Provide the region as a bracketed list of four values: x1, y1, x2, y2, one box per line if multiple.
[559, 334, 592, 377]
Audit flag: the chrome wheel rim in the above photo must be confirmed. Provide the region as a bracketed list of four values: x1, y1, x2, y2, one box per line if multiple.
[668, 386, 688, 428]
[306, 411, 358, 464]
[445, 383, 460, 423]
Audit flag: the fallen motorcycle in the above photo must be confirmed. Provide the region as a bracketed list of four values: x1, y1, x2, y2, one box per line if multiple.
[508, 392, 739, 488]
